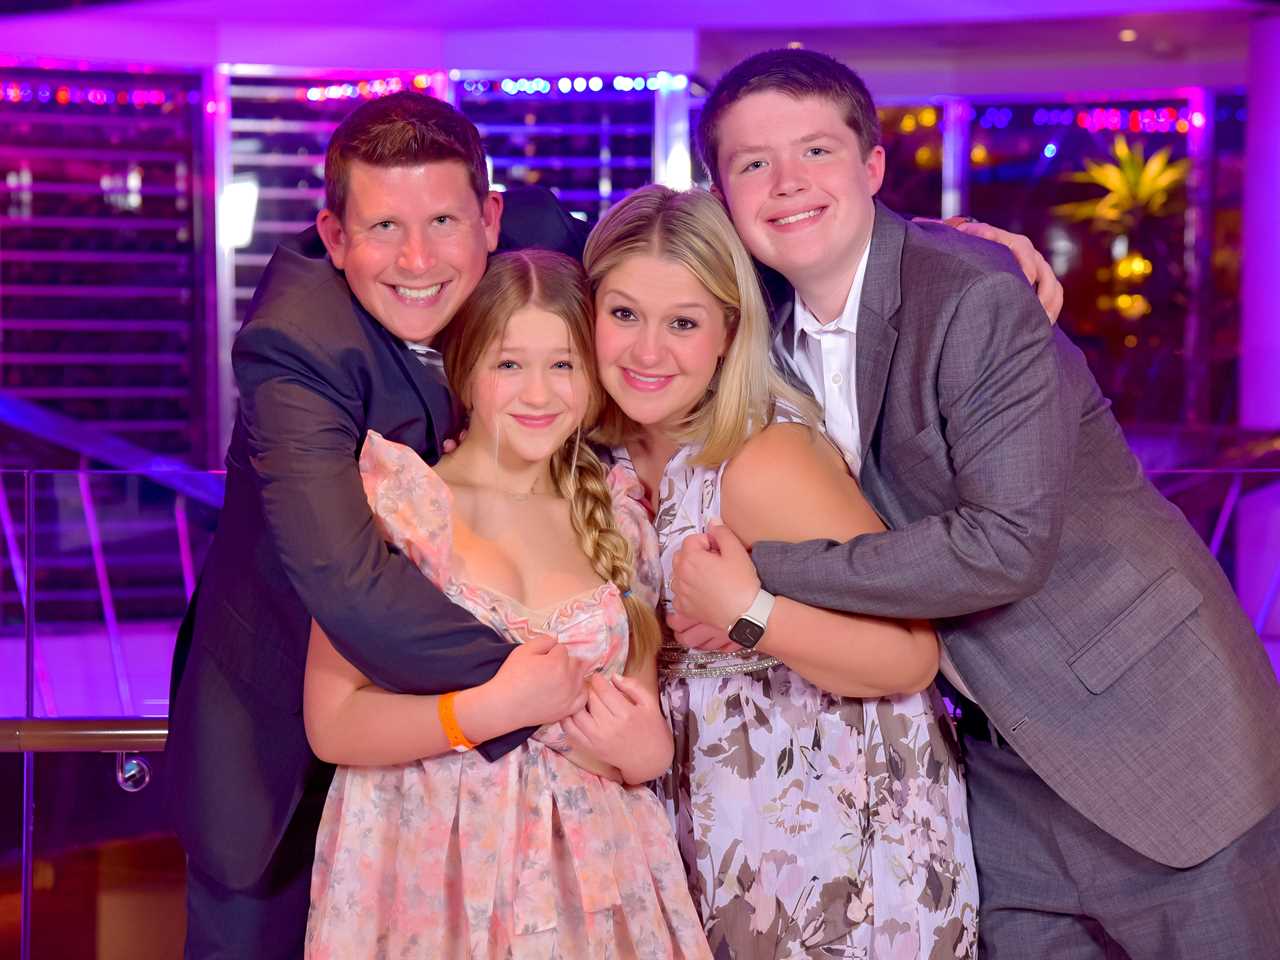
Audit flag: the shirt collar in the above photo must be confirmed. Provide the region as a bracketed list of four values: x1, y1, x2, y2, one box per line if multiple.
[789, 231, 873, 355]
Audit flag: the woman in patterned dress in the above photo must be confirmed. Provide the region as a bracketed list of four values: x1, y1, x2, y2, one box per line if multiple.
[302, 250, 711, 958]
[583, 187, 979, 959]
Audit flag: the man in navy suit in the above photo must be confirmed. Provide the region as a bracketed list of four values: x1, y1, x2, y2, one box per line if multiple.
[166, 91, 590, 959]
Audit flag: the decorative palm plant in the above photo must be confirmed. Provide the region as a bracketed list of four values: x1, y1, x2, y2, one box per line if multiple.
[1052, 135, 1189, 235]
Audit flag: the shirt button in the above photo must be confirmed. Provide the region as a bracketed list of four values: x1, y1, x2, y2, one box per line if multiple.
[832, 373, 843, 386]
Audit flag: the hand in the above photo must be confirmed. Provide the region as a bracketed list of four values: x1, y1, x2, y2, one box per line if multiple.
[666, 610, 741, 653]
[946, 218, 1064, 324]
[561, 673, 671, 782]
[491, 631, 589, 728]
[670, 523, 760, 631]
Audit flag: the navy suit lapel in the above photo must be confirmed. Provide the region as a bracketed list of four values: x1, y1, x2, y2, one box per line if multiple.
[854, 203, 906, 468]
[367, 314, 455, 460]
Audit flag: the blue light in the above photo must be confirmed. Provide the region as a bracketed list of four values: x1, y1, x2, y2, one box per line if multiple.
[500, 79, 517, 95]
[1043, 143, 1058, 159]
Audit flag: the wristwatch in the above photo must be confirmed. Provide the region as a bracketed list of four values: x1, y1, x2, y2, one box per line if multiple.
[729, 589, 776, 649]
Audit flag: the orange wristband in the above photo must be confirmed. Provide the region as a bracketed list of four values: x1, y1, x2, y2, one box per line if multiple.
[438, 691, 476, 753]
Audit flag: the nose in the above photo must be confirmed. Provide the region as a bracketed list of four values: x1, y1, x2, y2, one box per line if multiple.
[771, 155, 808, 197]
[397, 227, 437, 275]
[520, 367, 552, 406]
[631, 320, 665, 367]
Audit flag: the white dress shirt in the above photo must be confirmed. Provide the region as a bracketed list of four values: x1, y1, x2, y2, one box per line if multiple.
[775, 234, 980, 705]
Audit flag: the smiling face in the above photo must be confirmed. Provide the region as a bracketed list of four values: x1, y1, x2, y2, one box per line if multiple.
[316, 159, 502, 344]
[715, 91, 884, 311]
[594, 252, 730, 435]
[464, 305, 591, 469]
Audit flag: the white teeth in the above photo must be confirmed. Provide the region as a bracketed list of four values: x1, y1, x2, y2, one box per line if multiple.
[395, 283, 443, 300]
[774, 209, 821, 225]
[628, 371, 668, 383]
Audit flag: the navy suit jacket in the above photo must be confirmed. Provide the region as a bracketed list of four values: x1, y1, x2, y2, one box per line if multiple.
[167, 187, 589, 889]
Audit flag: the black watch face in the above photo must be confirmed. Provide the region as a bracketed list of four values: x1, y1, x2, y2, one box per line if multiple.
[730, 618, 765, 649]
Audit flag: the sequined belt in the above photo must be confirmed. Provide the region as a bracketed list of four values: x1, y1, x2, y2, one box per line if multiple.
[657, 640, 781, 680]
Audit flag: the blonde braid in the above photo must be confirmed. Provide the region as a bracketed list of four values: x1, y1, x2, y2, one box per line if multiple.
[551, 436, 661, 673]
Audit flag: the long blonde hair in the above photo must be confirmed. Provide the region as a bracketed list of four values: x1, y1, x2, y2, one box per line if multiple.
[583, 185, 817, 465]
[438, 250, 660, 671]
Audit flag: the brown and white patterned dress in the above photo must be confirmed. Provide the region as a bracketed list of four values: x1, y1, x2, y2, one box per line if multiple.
[615, 418, 978, 960]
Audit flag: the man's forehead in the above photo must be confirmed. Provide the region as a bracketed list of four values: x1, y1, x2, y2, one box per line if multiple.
[345, 158, 477, 204]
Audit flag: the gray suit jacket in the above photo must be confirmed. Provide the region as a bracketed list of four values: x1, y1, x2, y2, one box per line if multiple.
[752, 202, 1280, 868]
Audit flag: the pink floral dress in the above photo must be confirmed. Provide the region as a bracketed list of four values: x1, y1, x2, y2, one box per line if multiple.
[305, 432, 711, 960]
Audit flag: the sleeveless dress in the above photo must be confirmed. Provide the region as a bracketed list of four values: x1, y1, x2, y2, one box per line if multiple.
[305, 432, 711, 960]
[615, 412, 978, 960]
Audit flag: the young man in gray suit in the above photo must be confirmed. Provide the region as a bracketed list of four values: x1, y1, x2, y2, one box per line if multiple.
[672, 48, 1280, 957]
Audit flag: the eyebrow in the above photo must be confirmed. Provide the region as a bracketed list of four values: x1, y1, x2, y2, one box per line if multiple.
[495, 344, 575, 354]
[603, 287, 709, 313]
[725, 131, 839, 165]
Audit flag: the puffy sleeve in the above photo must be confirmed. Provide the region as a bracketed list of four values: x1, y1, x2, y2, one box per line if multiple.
[606, 464, 662, 608]
[358, 430, 453, 590]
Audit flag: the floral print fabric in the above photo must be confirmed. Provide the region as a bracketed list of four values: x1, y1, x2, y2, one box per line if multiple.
[305, 431, 711, 959]
[615, 423, 978, 960]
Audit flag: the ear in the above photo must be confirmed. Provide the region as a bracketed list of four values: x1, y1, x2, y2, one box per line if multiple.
[481, 190, 504, 252]
[315, 208, 348, 269]
[865, 144, 887, 197]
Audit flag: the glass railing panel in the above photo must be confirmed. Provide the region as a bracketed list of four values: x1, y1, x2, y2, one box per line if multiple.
[27, 470, 221, 721]
[0, 472, 29, 723]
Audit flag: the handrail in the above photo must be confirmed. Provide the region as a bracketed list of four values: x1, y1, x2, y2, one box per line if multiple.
[0, 718, 167, 752]
[0, 392, 225, 507]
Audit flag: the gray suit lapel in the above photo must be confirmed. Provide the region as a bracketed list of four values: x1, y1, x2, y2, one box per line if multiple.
[854, 204, 906, 466]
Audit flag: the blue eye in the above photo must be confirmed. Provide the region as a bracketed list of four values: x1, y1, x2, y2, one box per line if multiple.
[434, 215, 453, 225]
[806, 147, 830, 158]
[740, 159, 766, 173]
[374, 220, 395, 230]
[496, 360, 519, 370]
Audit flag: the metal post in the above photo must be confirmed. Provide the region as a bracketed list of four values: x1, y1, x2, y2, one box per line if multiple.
[941, 98, 973, 219]
[209, 67, 238, 464]
[1182, 87, 1214, 427]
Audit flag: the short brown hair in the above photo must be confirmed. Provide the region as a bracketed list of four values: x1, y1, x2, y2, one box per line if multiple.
[323, 91, 488, 220]
[697, 48, 881, 186]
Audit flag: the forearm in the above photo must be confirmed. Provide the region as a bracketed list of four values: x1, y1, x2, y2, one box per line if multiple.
[757, 597, 938, 697]
[306, 680, 519, 766]
[753, 505, 1055, 620]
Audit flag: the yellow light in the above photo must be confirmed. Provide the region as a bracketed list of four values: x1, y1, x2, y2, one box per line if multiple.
[1124, 334, 1138, 347]
[919, 106, 938, 128]
[914, 145, 934, 168]
[900, 114, 918, 134]
[1116, 260, 1131, 278]
[1119, 28, 1138, 43]
[1097, 295, 1114, 310]
[1117, 294, 1133, 309]
[787, 40, 804, 49]
[970, 144, 989, 164]
[1176, 119, 1190, 133]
